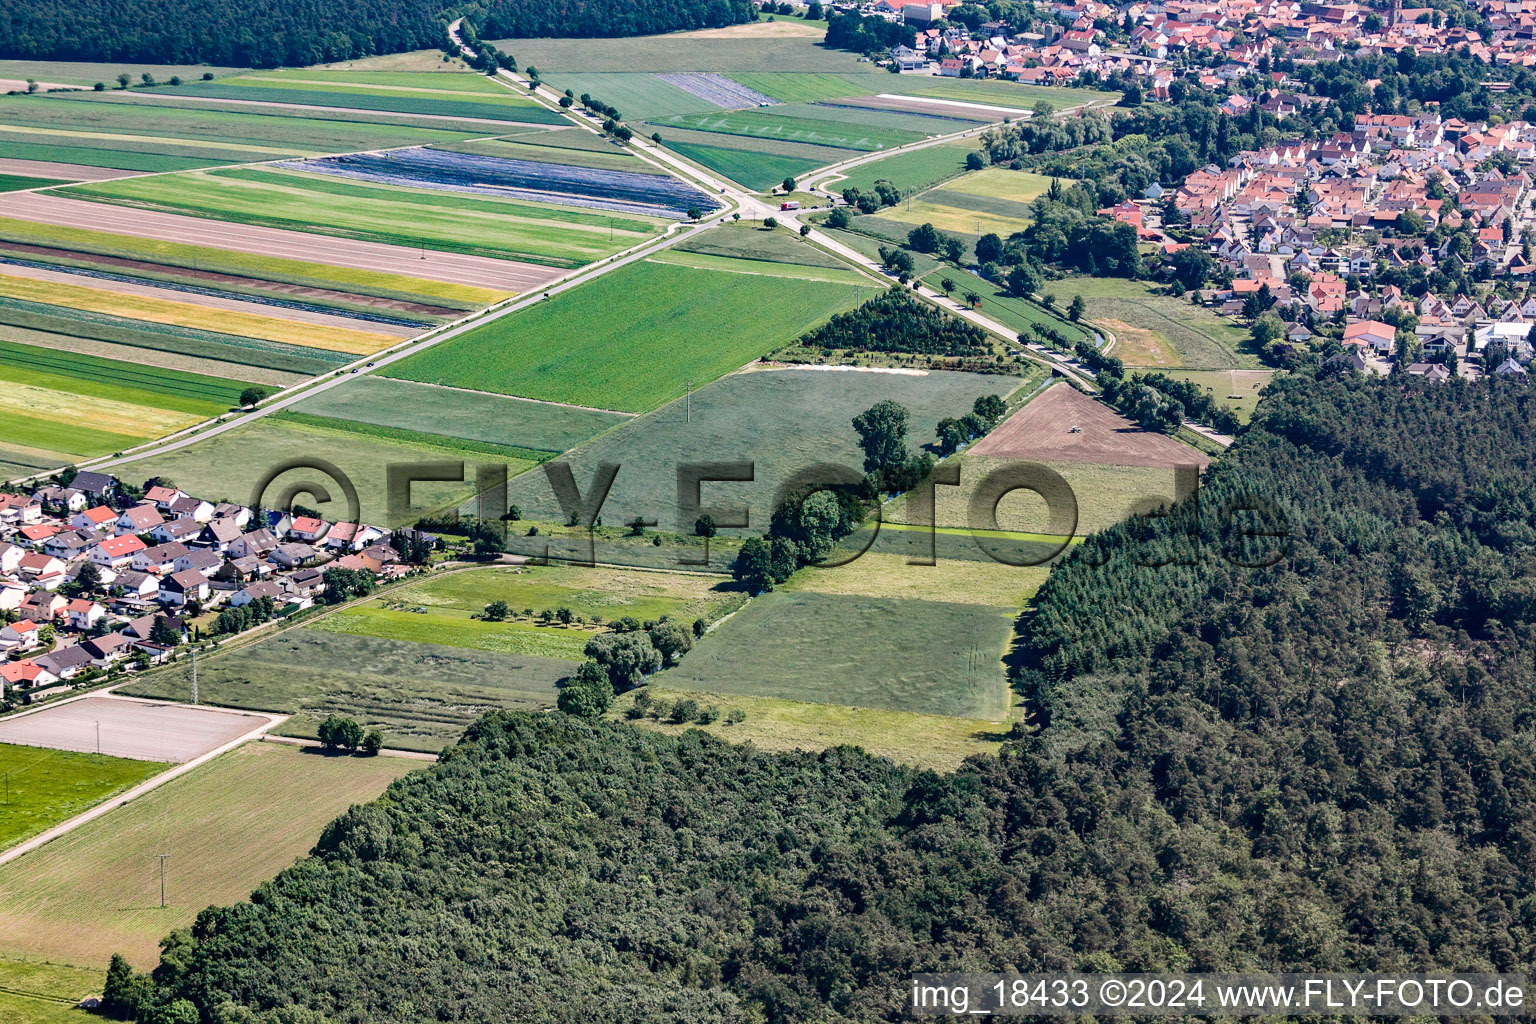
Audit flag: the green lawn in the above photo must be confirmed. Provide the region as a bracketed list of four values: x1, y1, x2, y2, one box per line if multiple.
[664, 590, 1015, 719]
[123, 629, 574, 754]
[653, 109, 926, 151]
[0, 743, 167, 853]
[383, 253, 878, 412]
[64, 166, 663, 269]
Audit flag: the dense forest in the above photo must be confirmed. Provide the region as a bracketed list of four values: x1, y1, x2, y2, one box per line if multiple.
[797, 289, 990, 356]
[0, 0, 754, 67]
[111, 375, 1536, 1022]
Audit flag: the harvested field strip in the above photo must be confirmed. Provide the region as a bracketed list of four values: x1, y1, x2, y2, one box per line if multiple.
[284, 148, 715, 219]
[0, 406, 150, 456]
[510, 126, 652, 152]
[0, 272, 398, 353]
[664, 141, 826, 191]
[0, 249, 438, 329]
[0, 443, 69, 478]
[787, 101, 983, 132]
[969, 383, 1211, 469]
[0, 343, 248, 409]
[0, 123, 294, 158]
[0, 156, 136, 181]
[0, 213, 503, 309]
[275, 411, 557, 464]
[169, 82, 567, 124]
[940, 168, 1062, 201]
[0, 327, 304, 386]
[920, 188, 1037, 222]
[0, 301, 348, 376]
[653, 109, 926, 150]
[0, 380, 202, 437]
[292, 376, 630, 453]
[246, 70, 533, 94]
[64, 167, 660, 268]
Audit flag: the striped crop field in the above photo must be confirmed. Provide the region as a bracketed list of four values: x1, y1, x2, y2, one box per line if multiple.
[0, 271, 399, 353]
[651, 109, 926, 151]
[0, 342, 251, 411]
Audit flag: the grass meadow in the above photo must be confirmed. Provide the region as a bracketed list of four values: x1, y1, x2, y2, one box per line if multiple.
[0, 743, 167, 854]
[664, 140, 826, 191]
[834, 141, 976, 194]
[1065, 276, 1259, 369]
[384, 254, 878, 412]
[653, 108, 926, 151]
[124, 630, 573, 752]
[664, 590, 1015, 719]
[0, 957, 102, 1023]
[0, 741, 415, 968]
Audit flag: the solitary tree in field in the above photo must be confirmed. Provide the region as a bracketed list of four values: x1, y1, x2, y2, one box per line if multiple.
[116, 73, 131, 90]
[483, 601, 509, 621]
[140, 73, 155, 86]
[239, 386, 267, 408]
[941, 277, 955, 296]
[782, 175, 797, 193]
[1068, 295, 1086, 322]
[852, 400, 910, 475]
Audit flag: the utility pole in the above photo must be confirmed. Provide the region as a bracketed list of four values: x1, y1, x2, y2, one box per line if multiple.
[156, 854, 170, 908]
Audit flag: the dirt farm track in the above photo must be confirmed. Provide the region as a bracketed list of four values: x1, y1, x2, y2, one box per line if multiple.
[971, 383, 1213, 469]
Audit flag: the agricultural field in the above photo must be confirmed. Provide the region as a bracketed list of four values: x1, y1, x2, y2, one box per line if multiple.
[62, 165, 666, 270]
[651, 108, 927, 152]
[665, 139, 827, 191]
[124, 629, 575, 752]
[0, 742, 166, 853]
[0, 957, 101, 1024]
[494, 22, 855, 73]
[383, 248, 880, 413]
[616, 686, 1011, 771]
[292, 376, 631, 455]
[500, 365, 1019, 551]
[665, 591, 1016, 719]
[0, 173, 63, 192]
[285, 147, 716, 219]
[0, 696, 267, 763]
[0, 60, 249, 88]
[540, 72, 720, 121]
[1163, 369, 1278, 424]
[831, 140, 977, 195]
[673, 222, 849, 268]
[312, 564, 742, 661]
[970, 383, 1211, 469]
[438, 134, 666, 176]
[1064, 275, 1260, 369]
[103, 414, 541, 527]
[0, 741, 416, 968]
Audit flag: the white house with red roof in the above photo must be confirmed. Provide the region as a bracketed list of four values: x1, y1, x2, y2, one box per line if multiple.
[1343, 319, 1397, 355]
[71, 506, 117, 532]
[65, 598, 107, 631]
[0, 619, 42, 652]
[88, 534, 148, 569]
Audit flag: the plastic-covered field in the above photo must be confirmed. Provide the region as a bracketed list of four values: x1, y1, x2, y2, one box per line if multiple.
[283, 147, 720, 219]
[655, 72, 779, 109]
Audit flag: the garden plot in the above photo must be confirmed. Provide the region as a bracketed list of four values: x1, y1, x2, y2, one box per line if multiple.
[0, 695, 269, 763]
[284, 147, 718, 219]
[655, 72, 779, 109]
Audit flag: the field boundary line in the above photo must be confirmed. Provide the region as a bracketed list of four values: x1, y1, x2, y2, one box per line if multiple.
[0, 706, 287, 868]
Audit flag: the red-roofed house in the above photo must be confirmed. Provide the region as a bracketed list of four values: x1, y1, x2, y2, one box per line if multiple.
[88, 534, 147, 569]
[1344, 319, 1397, 355]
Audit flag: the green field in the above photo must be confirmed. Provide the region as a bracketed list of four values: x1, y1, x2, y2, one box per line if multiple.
[674, 223, 848, 268]
[1065, 275, 1259, 369]
[0, 743, 167, 853]
[0, 94, 487, 160]
[0, 60, 249, 87]
[1164, 369, 1277, 424]
[0, 173, 63, 192]
[665, 140, 827, 191]
[0, 342, 249, 413]
[834, 141, 975, 194]
[384, 253, 878, 412]
[493, 26, 859, 73]
[499, 365, 1018, 559]
[0, 741, 414, 968]
[310, 606, 592, 660]
[665, 591, 1014, 718]
[64, 165, 662, 269]
[169, 79, 567, 125]
[542, 72, 717, 121]
[653, 108, 926, 151]
[124, 629, 574, 753]
[106, 415, 539, 527]
[294, 376, 632, 454]
[0, 957, 101, 1024]
[727, 72, 877, 104]
[0, 325, 302, 387]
